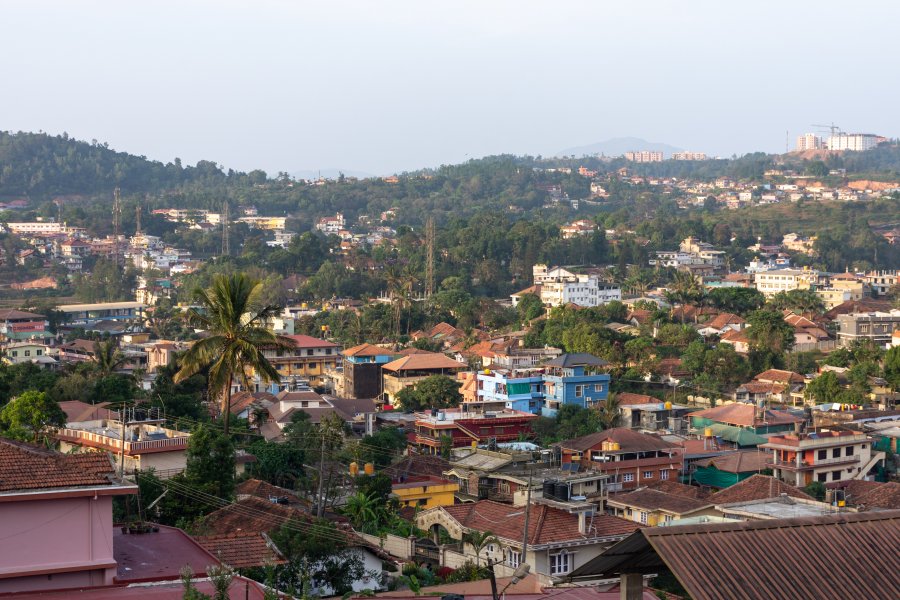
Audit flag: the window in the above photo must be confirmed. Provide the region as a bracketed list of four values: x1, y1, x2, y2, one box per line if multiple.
[818, 450, 827, 460]
[24, 350, 30, 357]
[832, 448, 840, 458]
[575, 385, 584, 398]
[36, 349, 42, 356]
[832, 471, 842, 481]
[550, 552, 572, 575]
[486, 544, 495, 554]
[307, 349, 314, 356]
[10, 351, 16, 357]
[660, 469, 669, 480]
[623, 473, 634, 483]
[846, 446, 854, 456]
[817, 472, 828, 482]
[663, 515, 673, 523]
[639, 511, 648, 525]
[594, 384, 603, 393]
[506, 549, 521, 568]
[643, 471, 653, 479]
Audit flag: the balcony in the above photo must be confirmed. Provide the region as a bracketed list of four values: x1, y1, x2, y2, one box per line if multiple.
[762, 433, 869, 451]
[56, 427, 190, 455]
[771, 456, 859, 471]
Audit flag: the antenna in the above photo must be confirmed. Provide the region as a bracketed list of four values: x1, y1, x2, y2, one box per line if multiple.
[113, 187, 122, 267]
[221, 198, 230, 256]
[425, 217, 435, 298]
[135, 201, 142, 236]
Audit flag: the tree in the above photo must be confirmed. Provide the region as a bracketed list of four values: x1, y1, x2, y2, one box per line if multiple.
[174, 273, 292, 435]
[395, 375, 461, 412]
[516, 293, 544, 322]
[248, 439, 305, 488]
[183, 424, 236, 500]
[804, 371, 842, 404]
[767, 289, 825, 315]
[464, 530, 499, 567]
[707, 287, 765, 315]
[343, 491, 381, 532]
[803, 481, 826, 501]
[597, 394, 621, 429]
[92, 339, 129, 377]
[0, 390, 65, 443]
[885, 346, 900, 391]
[745, 309, 795, 369]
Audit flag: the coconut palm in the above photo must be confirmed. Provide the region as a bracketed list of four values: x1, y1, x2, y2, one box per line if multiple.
[93, 338, 129, 377]
[464, 530, 500, 567]
[174, 273, 292, 435]
[344, 491, 380, 532]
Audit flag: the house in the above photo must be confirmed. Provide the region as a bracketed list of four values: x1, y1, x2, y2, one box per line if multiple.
[381, 352, 467, 407]
[541, 353, 610, 416]
[560, 220, 596, 239]
[391, 476, 459, 509]
[56, 412, 191, 477]
[733, 369, 806, 406]
[567, 511, 900, 599]
[260, 334, 341, 389]
[522, 264, 621, 308]
[718, 328, 751, 354]
[258, 389, 345, 441]
[690, 450, 772, 489]
[411, 322, 470, 349]
[555, 428, 681, 492]
[1, 341, 56, 368]
[410, 408, 537, 454]
[0, 437, 136, 594]
[340, 343, 398, 399]
[690, 402, 804, 436]
[827, 480, 900, 511]
[836, 310, 900, 347]
[705, 474, 814, 505]
[146, 341, 185, 372]
[618, 397, 691, 432]
[696, 313, 745, 337]
[416, 500, 640, 584]
[761, 429, 885, 487]
[606, 487, 716, 526]
[0, 308, 49, 341]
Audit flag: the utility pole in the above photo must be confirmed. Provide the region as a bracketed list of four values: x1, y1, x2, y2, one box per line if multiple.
[487, 558, 499, 600]
[520, 467, 533, 561]
[425, 217, 435, 298]
[316, 435, 326, 517]
[221, 198, 230, 256]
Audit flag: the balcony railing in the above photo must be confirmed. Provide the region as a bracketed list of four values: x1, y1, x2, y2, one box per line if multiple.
[56, 428, 190, 454]
[771, 456, 859, 471]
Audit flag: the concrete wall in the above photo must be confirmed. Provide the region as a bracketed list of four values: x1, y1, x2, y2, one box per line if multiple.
[357, 533, 414, 560]
[0, 496, 116, 593]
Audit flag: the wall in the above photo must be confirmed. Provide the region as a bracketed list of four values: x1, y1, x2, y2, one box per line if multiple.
[0, 496, 116, 593]
[357, 533, 414, 560]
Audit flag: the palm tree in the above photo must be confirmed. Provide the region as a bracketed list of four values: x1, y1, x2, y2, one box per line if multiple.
[464, 530, 500, 567]
[93, 339, 129, 378]
[344, 491, 380, 532]
[174, 273, 292, 435]
[597, 394, 622, 429]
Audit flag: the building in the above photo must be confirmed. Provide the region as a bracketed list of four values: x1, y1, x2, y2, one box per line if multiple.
[57, 301, 146, 330]
[315, 213, 345, 233]
[236, 215, 287, 230]
[0, 308, 49, 341]
[795, 133, 823, 151]
[540, 353, 610, 416]
[560, 220, 596, 239]
[475, 368, 545, 414]
[690, 450, 772, 489]
[836, 310, 900, 347]
[5, 220, 70, 235]
[861, 270, 899, 296]
[0, 437, 136, 594]
[624, 151, 663, 163]
[416, 500, 640, 583]
[606, 487, 716, 526]
[340, 343, 397, 399]
[555, 428, 681, 492]
[826, 133, 881, 152]
[56, 410, 191, 477]
[691, 403, 804, 437]
[567, 511, 900, 599]
[671, 151, 707, 161]
[410, 408, 537, 454]
[391, 476, 459, 509]
[518, 264, 621, 308]
[381, 352, 467, 407]
[1, 341, 55, 368]
[261, 334, 341, 389]
[754, 269, 820, 297]
[761, 429, 885, 487]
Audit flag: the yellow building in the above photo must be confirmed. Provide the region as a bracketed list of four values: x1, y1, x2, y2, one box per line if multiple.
[606, 487, 717, 526]
[391, 476, 459, 509]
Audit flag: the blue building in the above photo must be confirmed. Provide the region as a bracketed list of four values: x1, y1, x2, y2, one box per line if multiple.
[474, 353, 610, 417]
[542, 353, 610, 417]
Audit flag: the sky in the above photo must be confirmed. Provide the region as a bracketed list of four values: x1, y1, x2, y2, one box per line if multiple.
[2, 1, 899, 176]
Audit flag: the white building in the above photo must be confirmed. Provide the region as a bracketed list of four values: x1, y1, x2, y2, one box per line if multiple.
[671, 151, 707, 161]
[754, 269, 820, 297]
[315, 213, 345, 233]
[529, 264, 621, 308]
[625, 151, 663, 163]
[827, 133, 880, 152]
[795, 133, 823, 151]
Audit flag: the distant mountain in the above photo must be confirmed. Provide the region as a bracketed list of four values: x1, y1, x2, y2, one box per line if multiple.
[290, 168, 374, 180]
[556, 137, 684, 158]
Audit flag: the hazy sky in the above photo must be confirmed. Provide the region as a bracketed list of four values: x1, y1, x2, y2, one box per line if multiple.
[3, 1, 898, 175]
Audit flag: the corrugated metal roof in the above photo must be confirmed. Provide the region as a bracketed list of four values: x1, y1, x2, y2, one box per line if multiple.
[569, 510, 900, 600]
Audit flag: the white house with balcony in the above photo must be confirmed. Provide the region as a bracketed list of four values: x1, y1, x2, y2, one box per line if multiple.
[761, 429, 885, 487]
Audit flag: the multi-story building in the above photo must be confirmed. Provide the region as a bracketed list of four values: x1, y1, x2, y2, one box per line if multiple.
[475, 368, 546, 414]
[57, 301, 146, 330]
[391, 476, 459, 510]
[0, 308, 49, 341]
[381, 352, 467, 407]
[410, 407, 537, 454]
[236, 216, 287, 231]
[523, 264, 621, 308]
[795, 133, 823, 151]
[315, 213, 345, 233]
[826, 133, 881, 152]
[754, 269, 820, 297]
[339, 343, 398, 399]
[625, 151, 664, 163]
[671, 151, 707, 161]
[836, 310, 900, 347]
[541, 353, 611, 417]
[560, 220, 596, 239]
[761, 430, 885, 487]
[1, 341, 55, 367]
[5, 220, 69, 235]
[861, 270, 899, 297]
[261, 334, 341, 389]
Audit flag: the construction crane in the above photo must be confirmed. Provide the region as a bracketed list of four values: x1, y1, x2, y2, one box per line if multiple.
[811, 123, 842, 138]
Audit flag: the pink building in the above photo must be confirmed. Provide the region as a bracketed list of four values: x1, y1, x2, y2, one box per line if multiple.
[0, 438, 136, 593]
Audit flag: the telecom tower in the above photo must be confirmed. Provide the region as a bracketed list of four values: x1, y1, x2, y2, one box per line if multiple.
[135, 202, 142, 236]
[425, 217, 435, 298]
[221, 198, 230, 256]
[113, 187, 122, 267]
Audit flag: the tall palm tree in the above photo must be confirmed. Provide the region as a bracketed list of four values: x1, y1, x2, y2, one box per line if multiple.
[464, 530, 500, 567]
[93, 339, 129, 378]
[344, 491, 380, 532]
[174, 273, 292, 435]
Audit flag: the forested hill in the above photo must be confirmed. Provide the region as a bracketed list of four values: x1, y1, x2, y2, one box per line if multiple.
[0, 131, 265, 197]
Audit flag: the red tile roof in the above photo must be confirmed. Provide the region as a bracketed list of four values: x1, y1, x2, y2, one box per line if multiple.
[615, 392, 659, 405]
[382, 353, 467, 372]
[58, 400, 116, 422]
[692, 450, 771, 473]
[194, 532, 286, 568]
[753, 369, 805, 384]
[691, 403, 803, 428]
[0, 437, 118, 493]
[343, 343, 393, 357]
[556, 428, 677, 453]
[646, 480, 708, 500]
[853, 482, 900, 511]
[284, 334, 338, 348]
[704, 313, 745, 331]
[114, 525, 224, 583]
[440, 500, 640, 546]
[608, 488, 712, 515]
[708, 474, 813, 504]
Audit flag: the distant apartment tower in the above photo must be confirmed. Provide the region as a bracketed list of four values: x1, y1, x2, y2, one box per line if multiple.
[827, 133, 880, 152]
[625, 151, 663, 163]
[795, 133, 823, 151]
[671, 151, 707, 161]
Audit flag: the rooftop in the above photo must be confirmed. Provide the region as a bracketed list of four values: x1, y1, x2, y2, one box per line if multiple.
[383, 352, 467, 372]
[283, 334, 339, 348]
[707, 474, 813, 504]
[114, 525, 221, 583]
[607, 488, 712, 515]
[717, 496, 844, 520]
[691, 403, 803, 428]
[556, 428, 677, 454]
[543, 353, 609, 368]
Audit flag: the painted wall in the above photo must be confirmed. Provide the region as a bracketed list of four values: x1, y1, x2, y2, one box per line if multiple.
[0, 496, 116, 593]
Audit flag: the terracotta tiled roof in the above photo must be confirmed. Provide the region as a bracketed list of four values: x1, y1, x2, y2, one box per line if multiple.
[704, 313, 745, 330]
[383, 454, 450, 480]
[382, 353, 467, 372]
[753, 369, 805, 384]
[440, 500, 639, 546]
[853, 482, 900, 510]
[608, 488, 712, 515]
[284, 334, 338, 348]
[194, 532, 285, 568]
[615, 392, 658, 405]
[708, 474, 813, 504]
[229, 391, 275, 415]
[692, 450, 771, 473]
[738, 382, 787, 394]
[343, 343, 392, 357]
[58, 400, 116, 423]
[646, 480, 708, 500]
[691, 403, 803, 428]
[824, 299, 892, 319]
[0, 309, 44, 320]
[235, 479, 307, 503]
[720, 329, 750, 343]
[0, 437, 116, 492]
[556, 428, 677, 453]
